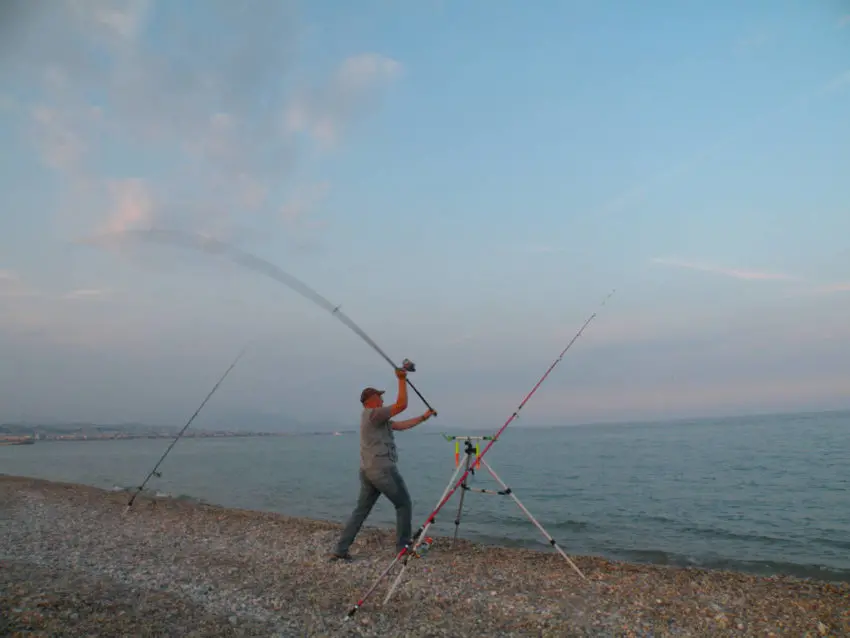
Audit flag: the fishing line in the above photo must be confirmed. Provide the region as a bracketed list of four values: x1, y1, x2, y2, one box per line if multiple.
[124, 345, 248, 511]
[82, 228, 437, 416]
[343, 289, 615, 620]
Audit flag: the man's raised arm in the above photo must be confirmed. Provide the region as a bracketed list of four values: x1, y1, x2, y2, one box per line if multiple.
[387, 368, 408, 417]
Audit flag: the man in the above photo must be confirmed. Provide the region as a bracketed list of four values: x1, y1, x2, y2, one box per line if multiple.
[331, 366, 436, 560]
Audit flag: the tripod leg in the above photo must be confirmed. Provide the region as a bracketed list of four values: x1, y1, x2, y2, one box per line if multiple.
[479, 459, 587, 581]
[381, 457, 468, 605]
[452, 452, 473, 546]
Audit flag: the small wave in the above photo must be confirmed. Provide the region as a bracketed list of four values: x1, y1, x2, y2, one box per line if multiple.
[109, 485, 209, 506]
[680, 524, 792, 546]
[552, 519, 591, 531]
[611, 548, 850, 583]
[150, 491, 209, 505]
[634, 513, 679, 526]
[472, 511, 592, 532]
[173, 493, 210, 505]
[452, 532, 850, 584]
[814, 536, 850, 551]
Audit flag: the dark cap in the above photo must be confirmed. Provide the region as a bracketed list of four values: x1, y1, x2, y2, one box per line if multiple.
[360, 387, 385, 404]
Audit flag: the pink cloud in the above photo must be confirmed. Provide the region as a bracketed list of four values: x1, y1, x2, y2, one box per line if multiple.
[101, 179, 154, 234]
[651, 257, 801, 282]
[17, 3, 403, 255]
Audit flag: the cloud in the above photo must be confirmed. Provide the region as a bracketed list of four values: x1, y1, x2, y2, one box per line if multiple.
[0, 269, 111, 303]
[62, 289, 112, 300]
[11, 1, 403, 250]
[29, 105, 90, 171]
[102, 179, 154, 234]
[650, 257, 801, 282]
[810, 282, 850, 295]
[650, 257, 850, 296]
[281, 181, 331, 227]
[283, 53, 403, 148]
[0, 270, 40, 298]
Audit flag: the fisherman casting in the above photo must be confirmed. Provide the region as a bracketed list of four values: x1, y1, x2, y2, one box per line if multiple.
[331, 367, 435, 560]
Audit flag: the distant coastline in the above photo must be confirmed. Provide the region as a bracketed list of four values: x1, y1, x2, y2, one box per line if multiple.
[0, 422, 354, 444]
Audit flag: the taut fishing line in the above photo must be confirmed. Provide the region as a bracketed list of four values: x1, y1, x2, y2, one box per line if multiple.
[80, 228, 437, 416]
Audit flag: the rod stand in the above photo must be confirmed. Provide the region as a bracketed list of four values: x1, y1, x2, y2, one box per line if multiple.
[381, 434, 586, 606]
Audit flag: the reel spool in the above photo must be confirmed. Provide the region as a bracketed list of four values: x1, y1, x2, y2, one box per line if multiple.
[401, 358, 416, 373]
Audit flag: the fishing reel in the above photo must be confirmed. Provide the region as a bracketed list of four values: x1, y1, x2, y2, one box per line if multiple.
[400, 358, 416, 373]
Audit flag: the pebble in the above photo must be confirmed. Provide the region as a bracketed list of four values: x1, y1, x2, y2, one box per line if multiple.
[2, 475, 849, 637]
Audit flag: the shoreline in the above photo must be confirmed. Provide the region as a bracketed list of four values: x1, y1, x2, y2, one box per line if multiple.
[2, 469, 847, 587]
[2, 474, 848, 636]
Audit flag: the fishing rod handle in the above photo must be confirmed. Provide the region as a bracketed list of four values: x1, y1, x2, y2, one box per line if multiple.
[405, 378, 437, 416]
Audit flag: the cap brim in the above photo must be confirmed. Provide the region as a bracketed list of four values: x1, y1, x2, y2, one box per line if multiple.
[360, 388, 386, 403]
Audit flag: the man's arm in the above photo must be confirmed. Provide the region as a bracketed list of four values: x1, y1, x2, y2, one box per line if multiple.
[386, 368, 409, 417]
[391, 410, 436, 431]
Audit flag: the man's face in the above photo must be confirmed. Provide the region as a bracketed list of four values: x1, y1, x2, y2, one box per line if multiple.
[363, 392, 384, 408]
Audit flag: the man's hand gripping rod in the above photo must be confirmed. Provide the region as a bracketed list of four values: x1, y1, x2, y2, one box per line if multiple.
[396, 358, 436, 415]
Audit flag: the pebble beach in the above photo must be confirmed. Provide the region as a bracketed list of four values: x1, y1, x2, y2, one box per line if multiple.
[1, 475, 848, 637]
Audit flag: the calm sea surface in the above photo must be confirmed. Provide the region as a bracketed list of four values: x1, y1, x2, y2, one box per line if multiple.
[2, 411, 848, 582]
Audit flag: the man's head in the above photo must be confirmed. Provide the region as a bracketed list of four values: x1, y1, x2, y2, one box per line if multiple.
[360, 387, 385, 408]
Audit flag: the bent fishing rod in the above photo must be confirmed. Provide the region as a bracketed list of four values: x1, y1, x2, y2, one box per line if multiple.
[125, 345, 247, 510]
[343, 289, 615, 621]
[83, 228, 437, 416]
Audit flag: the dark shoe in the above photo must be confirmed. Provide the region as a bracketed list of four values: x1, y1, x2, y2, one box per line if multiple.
[329, 551, 353, 562]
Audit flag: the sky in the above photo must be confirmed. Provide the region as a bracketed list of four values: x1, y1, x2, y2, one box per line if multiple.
[1, 0, 849, 430]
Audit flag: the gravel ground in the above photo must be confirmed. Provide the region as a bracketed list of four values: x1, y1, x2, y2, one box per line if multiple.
[1, 475, 848, 637]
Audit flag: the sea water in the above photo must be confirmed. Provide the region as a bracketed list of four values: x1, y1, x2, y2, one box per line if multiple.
[2, 410, 848, 582]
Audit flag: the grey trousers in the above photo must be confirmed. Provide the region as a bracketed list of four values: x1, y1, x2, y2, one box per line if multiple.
[335, 465, 412, 554]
